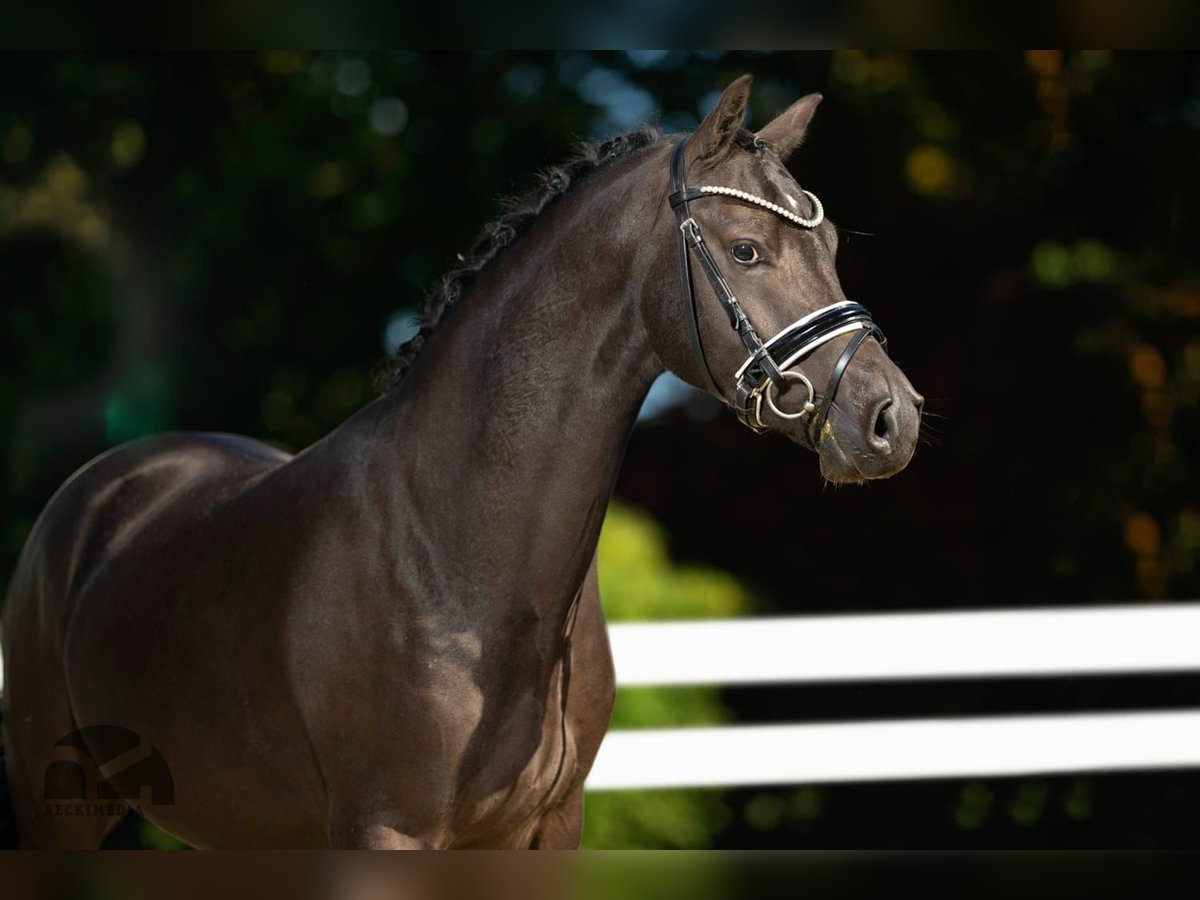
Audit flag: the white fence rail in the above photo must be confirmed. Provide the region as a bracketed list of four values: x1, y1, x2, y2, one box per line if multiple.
[587, 710, 1200, 791]
[589, 604, 1200, 791]
[605, 604, 1200, 686]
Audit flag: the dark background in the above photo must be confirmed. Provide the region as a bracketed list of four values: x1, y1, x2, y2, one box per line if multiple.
[2, 52, 1199, 849]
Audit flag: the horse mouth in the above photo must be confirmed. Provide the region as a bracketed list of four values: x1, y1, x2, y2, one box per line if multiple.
[816, 428, 869, 484]
[815, 418, 919, 484]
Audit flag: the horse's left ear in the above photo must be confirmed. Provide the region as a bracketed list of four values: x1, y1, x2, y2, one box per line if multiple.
[756, 93, 823, 162]
[690, 74, 754, 167]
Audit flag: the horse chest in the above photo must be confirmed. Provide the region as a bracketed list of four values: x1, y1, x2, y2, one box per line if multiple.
[452, 651, 582, 844]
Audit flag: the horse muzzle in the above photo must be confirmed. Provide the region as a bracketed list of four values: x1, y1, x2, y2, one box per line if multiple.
[814, 373, 923, 483]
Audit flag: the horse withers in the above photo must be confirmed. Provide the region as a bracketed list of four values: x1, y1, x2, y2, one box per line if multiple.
[1, 75, 922, 848]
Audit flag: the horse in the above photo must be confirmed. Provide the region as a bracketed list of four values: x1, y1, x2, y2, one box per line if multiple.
[1, 74, 922, 848]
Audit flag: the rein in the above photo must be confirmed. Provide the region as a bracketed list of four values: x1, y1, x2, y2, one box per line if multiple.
[668, 136, 887, 440]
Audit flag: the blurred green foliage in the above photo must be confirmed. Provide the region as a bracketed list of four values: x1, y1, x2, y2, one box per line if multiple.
[598, 504, 750, 623]
[583, 503, 752, 848]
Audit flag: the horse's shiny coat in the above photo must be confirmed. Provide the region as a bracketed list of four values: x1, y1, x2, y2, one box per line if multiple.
[1, 76, 921, 848]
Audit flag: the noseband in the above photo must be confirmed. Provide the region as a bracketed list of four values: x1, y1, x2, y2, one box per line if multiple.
[668, 136, 887, 440]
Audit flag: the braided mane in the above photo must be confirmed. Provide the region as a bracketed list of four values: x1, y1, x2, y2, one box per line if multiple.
[377, 124, 665, 390]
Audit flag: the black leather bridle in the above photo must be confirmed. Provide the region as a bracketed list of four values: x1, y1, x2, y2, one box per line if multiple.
[668, 136, 887, 441]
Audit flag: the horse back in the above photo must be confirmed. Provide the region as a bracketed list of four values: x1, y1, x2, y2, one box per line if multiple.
[4, 432, 291, 653]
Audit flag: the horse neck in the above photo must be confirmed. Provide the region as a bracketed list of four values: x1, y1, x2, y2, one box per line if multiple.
[347, 148, 667, 617]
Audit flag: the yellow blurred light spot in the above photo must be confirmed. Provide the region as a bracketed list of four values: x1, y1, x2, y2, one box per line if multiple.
[1025, 50, 1063, 76]
[46, 155, 87, 198]
[76, 212, 110, 249]
[831, 51, 912, 95]
[1124, 513, 1161, 558]
[1140, 389, 1172, 431]
[1135, 557, 1168, 598]
[1176, 510, 1200, 575]
[868, 54, 908, 93]
[1063, 779, 1093, 821]
[1074, 240, 1115, 281]
[1, 122, 33, 164]
[1129, 344, 1167, 389]
[1182, 341, 1200, 389]
[307, 160, 353, 199]
[790, 786, 823, 820]
[962, 781, 991, 807]
[744, 793, 785, 831]
[831, 51, 869, 87]
[1031, 241, 1071, 288]
[1036, 79, 1070, 118]
[0, 153, 110, 252]
[1179, 508, 1200, 543]
[1165, 285, 1200, 318]
[1009, 782, 1048, 827]
[954, 781, 992, 831]
[905, 145, 956, 197]
[110, 120, 146, 169]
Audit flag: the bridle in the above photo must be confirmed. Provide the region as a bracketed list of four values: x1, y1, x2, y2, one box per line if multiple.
[668, 135, 888, 441]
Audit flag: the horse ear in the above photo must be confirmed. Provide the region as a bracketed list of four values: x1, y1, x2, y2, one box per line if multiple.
[689, 74, 753, 167]
[755, 93, 823, 162]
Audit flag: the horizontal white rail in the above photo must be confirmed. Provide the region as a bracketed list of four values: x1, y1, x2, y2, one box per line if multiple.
[607, 604, 1200, 686]
[586, 710, 1200, 791]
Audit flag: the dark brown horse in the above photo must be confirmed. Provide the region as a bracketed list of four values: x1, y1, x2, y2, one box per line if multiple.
[1, 76, 922, 848]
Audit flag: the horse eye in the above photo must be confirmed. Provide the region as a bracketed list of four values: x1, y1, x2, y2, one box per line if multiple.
[731, 242, 760, 264]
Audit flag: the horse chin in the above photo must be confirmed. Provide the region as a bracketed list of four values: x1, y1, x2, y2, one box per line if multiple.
[769, 417, 870, 483]
[815, 432, 868, 485]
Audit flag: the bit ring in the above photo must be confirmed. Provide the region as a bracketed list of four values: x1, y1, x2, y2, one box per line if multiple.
[764, 370, 817, 421]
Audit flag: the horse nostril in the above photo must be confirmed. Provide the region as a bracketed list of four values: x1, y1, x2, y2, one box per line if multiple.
[872, 400, 892, 442]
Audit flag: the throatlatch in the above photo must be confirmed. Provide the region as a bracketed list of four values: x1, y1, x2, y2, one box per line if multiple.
[668, 136, 887, 441]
